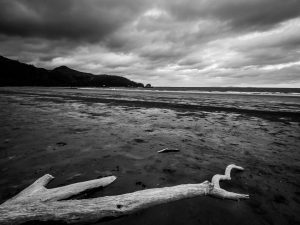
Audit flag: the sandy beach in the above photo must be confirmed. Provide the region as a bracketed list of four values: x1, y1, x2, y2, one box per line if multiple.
[0, 87, 299, 225]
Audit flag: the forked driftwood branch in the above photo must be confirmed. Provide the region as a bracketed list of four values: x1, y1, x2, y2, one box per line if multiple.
[0, 164, 249, 224]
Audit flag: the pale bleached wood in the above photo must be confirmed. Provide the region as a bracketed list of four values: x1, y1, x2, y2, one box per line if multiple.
[211, 164, 244, 188]
[0, 165, 249, 224]
[157, 148, 180, 153]
[2, 175, 117, 206]
[211, 164, 249, 200]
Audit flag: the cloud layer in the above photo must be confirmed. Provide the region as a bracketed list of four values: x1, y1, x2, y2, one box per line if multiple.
[1, 0, 300, 87]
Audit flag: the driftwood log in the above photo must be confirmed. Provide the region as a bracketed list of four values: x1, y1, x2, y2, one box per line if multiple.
[0, 164, 249, 224]
[157, 148, 180, 153]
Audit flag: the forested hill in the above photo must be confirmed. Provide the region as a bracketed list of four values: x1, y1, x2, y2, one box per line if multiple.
[0, 56, 144, 87]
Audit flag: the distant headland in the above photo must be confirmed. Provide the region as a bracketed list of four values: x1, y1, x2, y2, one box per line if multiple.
[0, 55, 146, 87]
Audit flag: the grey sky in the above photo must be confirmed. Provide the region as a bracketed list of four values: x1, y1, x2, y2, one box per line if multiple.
[0, 0, 300, 87]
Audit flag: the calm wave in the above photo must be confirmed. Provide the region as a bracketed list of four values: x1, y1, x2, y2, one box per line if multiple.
[76, 87, 300, 115]
[79, 87, 300, 97]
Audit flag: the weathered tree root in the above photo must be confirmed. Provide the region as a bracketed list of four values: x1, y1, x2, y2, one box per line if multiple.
[0, 164, 249, 224]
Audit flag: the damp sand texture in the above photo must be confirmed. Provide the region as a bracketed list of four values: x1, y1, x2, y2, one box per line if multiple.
[0, 87, 299, 225]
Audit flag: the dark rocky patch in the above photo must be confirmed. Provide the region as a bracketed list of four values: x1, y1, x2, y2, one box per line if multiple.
[273, 194, 288, 204]
[162, 168, 176, 174]
[133, 138, 146, 143]
[56, 142, 67, 146]
[135, 181, 146, 188]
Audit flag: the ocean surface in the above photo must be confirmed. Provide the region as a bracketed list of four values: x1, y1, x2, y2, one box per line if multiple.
[111, 87, 300, 95]
[80, 86, 300, 95]
[77, 87, 300, 115]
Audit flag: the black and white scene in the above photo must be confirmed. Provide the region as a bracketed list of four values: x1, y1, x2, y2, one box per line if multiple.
[0, 0, 300, 224]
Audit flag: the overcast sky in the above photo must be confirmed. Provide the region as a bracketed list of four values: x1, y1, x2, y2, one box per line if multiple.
[1, 0, 300, 87]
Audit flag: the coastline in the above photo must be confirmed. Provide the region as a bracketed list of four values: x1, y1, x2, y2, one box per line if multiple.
[0, 87, 299, 225]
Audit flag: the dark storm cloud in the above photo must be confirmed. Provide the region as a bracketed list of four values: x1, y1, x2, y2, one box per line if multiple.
[163, 0, 300, 31]
[0, 0, 150, 41]
[0, 0, 300, 87]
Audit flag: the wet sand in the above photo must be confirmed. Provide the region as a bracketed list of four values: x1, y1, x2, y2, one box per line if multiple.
[0, 87, 299, 225]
